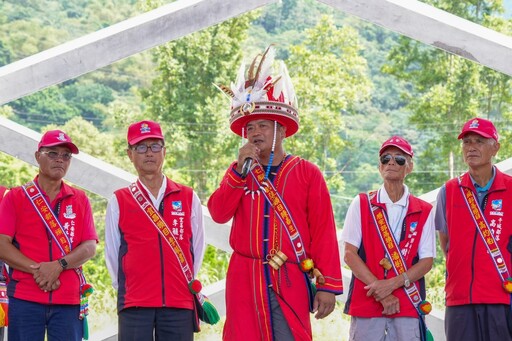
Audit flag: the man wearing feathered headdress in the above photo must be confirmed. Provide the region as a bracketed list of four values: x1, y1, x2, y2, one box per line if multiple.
[208, 45, 343, 340]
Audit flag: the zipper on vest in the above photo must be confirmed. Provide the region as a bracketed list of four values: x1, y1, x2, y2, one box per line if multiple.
[159, 200, 166, 306]
[469, 228, 478, 303]
[158, 234, 166, 306]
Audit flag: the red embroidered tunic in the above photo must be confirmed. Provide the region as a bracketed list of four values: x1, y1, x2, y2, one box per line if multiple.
[208, 156, 343, 341]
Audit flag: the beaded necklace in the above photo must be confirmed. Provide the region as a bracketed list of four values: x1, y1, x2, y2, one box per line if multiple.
[264, 121, 278, 180]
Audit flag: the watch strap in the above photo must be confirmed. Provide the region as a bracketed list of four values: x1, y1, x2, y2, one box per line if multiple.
[58, 258, 68, 270]
[402, 272, 410, 287]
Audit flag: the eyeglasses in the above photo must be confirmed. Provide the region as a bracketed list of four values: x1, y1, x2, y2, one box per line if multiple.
[380, 154, 407, 166]
[132, 143, 164, 154]
[40, 151, 73, 161]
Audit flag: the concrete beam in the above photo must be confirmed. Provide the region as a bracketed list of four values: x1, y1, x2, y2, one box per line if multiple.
[0, 0, 277, 105]
[0, 116, 136, 198]
[320, 0, 512, 76]
[0, 114, 232, 248]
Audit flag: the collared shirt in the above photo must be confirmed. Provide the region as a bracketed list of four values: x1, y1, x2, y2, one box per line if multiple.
[471, 167, 496, 206]
[342, 185, 436, 259]
[435, 166, 497, 234]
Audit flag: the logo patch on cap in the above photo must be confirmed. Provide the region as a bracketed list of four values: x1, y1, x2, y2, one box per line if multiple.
[57, 133, 67, 142]
[469, 119, 480, 129]
[140, 123, 151, 134]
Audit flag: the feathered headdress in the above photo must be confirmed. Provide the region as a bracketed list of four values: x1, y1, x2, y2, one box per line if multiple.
[216, 45, 299, 137]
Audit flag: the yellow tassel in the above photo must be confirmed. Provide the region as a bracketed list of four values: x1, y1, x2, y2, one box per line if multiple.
[0, 303, 5, 327]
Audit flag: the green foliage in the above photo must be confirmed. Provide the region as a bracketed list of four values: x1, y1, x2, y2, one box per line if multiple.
[383, 0, 512, 193]
[0, 152, 35, 188]
[0, 0, 150, 131]
[139, 3, 258, 200]
[285, 15, 372, 207]
[197, 246, 230, 285]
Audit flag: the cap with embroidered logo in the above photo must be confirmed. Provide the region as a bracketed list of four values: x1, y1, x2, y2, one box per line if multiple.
[38, 130, 79, 154]
[458, 117, 498, 141]
[127, 120, 164, 145]
[379, 136, 413, 157]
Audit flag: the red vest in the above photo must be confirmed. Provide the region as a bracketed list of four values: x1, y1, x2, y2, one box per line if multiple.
[115, 178, 195, 311]
[345, 192, 432, 318]
[445, 169, 512, 306]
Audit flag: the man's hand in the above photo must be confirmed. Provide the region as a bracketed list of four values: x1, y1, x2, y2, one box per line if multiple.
[364, 277, 400, 301]
[380, 294, 400, 315]
[236, 143, 260, 174]
[313, 291, 336, 319]
[31, 261, 62, 292]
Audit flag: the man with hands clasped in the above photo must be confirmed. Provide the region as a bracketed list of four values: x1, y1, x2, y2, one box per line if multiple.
[0, 130, 97, 341]
[342, 136, 436, 341]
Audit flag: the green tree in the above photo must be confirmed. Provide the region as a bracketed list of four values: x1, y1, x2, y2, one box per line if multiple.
[383, 0, 512, 192]
[139, 6, 258, 200]
[285, 15, 372, 224]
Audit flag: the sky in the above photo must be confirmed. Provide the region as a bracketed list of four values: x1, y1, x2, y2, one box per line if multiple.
[505, 0, 512, 18]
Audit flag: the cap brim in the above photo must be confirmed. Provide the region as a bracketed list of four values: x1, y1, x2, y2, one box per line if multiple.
[40, 142, 79, 154]
[128, 134, 165, 145]
[379, 144, 413, 157]
[457, 130, 494, 140]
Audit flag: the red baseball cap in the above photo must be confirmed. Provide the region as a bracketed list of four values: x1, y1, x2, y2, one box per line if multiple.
[127, 120, 164, 145]
[379, 136, 413, 157]
[38, 130, 79, 154]
[458, 117, 498, 141]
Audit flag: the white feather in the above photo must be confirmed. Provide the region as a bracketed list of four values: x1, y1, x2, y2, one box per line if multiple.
[255, 46, 275, 88]
[280, 62, 297, 107]
[272, 62, 286, 99]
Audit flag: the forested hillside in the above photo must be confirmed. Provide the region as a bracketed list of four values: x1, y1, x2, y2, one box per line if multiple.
[1, 0, 511, 209]
[1, 0, 512, 338]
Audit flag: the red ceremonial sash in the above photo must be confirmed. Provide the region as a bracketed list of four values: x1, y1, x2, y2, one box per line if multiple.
[249, 162, 320, 313]
[367, 192, 429, 314]
[22, 181, 91, 323]
[129, 182, 195, 282]
[250, 163, 307, 263]
[458, 177, 512, 292]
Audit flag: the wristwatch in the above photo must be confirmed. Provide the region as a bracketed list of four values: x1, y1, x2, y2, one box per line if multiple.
[402, 272, 411, 287]
[58, 258, 68, 270]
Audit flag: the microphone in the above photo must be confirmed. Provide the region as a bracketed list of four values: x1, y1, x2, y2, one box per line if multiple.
[241, 158, 253, 179]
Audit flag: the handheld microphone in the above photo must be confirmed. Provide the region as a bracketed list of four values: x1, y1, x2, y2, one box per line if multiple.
[241, 158, 253, 178]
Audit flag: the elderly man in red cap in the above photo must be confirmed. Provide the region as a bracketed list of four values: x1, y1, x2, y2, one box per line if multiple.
[0, 130, 98, 341]
[342, 136, 436, 341]
[208, 45, 343, 341]
[435, 117, 512, 341]
[105, 120, 208, 341]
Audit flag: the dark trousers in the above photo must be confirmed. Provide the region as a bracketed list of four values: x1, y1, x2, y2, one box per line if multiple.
[269, 290, 294, 341]
[8, 297, 81, 341]
[446, 304, 512, 341]
[118, 307, 194, 341]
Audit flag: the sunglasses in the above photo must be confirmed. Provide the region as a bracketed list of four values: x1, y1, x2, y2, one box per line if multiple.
[39, 150, 73, 161]
[380, 154, 407, 166]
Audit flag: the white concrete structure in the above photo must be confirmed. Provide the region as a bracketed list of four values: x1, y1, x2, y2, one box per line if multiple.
[1, 0, 512, 105]
[1, 0, 512, 340]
